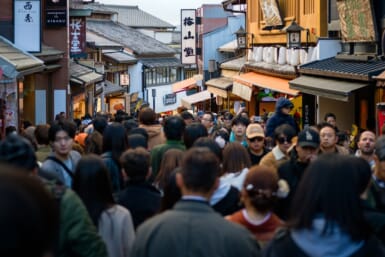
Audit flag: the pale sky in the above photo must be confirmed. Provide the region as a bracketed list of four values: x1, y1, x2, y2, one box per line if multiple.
[98, 0, 223, 26]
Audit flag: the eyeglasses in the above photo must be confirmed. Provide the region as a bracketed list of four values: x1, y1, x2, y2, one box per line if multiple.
[277, 137, 292, 144]
[249, 136, 264, 142]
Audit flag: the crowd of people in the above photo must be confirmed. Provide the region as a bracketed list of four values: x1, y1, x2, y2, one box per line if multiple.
[1, 97, 385, 257]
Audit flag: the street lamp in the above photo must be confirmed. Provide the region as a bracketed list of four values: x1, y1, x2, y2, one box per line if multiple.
[235, 26, 254, 50]
[283, 20, 309, 50]
[151, 88, 156, 112]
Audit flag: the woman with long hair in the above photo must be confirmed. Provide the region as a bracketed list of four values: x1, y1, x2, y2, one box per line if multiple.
[154, 149, 184, 192]
[72, 155, 135, 257]
[264, 154, 385, 256]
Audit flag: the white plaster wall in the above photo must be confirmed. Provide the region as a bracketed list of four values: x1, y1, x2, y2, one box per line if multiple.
[146, 85, 187, 113]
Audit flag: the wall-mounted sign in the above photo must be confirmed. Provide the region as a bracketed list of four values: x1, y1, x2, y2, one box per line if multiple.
[163, 93, 177, 105]
[69, 17, 86, 57]
[259, 0, 283, 30]
[46, 10, 66, 27]
[120, 73, 130, 86]
[336, 0, 376, 42]
[14, 0, 41, 52]
[181, 9, 196, 64]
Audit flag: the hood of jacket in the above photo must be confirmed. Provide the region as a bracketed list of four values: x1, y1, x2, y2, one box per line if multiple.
[140, 124, 163, 138]
[291, 218, 364, 257]
[275, 97, 293, 113]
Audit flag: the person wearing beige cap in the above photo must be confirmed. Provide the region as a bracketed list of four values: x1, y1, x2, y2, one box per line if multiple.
[246, 123, 269, 165]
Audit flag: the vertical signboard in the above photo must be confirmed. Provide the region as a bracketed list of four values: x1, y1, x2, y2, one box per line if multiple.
[69, 17, 86, 57]
[14, 0, 41, 52]
[181, 9, 196, 64]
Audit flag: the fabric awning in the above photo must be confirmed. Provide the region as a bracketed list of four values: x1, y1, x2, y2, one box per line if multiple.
[289, 75, 368, 102]
[172, 77, 198, 93]
[207, 86, 228, 98]
[181, 90, 213, 108]
[232, 81, 253, 101]
[233, 72, 299, 96]
[218, 39, 237, 52]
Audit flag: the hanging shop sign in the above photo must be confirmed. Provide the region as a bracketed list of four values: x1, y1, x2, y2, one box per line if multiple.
[181, 9, 196, 64]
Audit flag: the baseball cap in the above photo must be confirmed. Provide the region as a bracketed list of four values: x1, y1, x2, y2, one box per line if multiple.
[246, 124, 265, 139]
[297, 129, 320, 148]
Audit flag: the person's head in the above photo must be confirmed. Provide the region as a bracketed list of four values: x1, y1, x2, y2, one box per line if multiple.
[374, 135, 385, 180]
[289, 154, 371, 241]
[192, 137, 223, 163]
[138, 107, 156, 125]
[0, 167, 59, 257]
[201, 111, 214, 130]
[49, 120, 77, 158]
[231, 115, 249, 138]
[34, 124, 50, 145]
[295, 128, 320, 163]
[102, 122, 128, 161]
[223, 112, 234, 129]
[93, 116, 108, 135]
[319, 123, 338, 150]
[336, 131, 350, 149]
[177, 147, 220, 197]
[350, 157, 372, 199]
[183, 122, 208, 149]
[357, 130, 376, 157]
[242, 165, 279, 214]
[72, 154, 114, 226]
[324, 112, 337, 128]
[212, 128, 229, 149]
[120, 147, 151, 183]
[127, 134, 148, 149]
[276, 97, 293, 115]
[160, 167, 182, 212]
[222, 142, 251, 174]
[122, 119, 138, 135]
[180, 111, 194, 125]
[246, 123, 265, 153]
[274, 124, 296, 153]
[163, 115, 186, 140]
[155, 149, 184, 190]
[0, 134, 38, 172]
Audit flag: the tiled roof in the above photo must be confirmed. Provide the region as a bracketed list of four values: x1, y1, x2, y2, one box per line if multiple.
[86, 19, 176, 57]
[299, 57, 385, 81]
[86, 30, 123, 49]
[140, 57, 182, 68]
[85, 3, 175, 28]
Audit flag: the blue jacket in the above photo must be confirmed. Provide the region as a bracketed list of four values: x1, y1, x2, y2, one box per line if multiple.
[265, 98, 298, 138]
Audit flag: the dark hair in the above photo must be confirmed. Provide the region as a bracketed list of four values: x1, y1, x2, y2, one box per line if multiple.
[243, 165, 278, 213]
[72, 155, 115, 227]
[93, 116, 108, 134]
[319, 122, 337, 135]
[375, 135, 385, 160]
[222, 142, 251, 174]
[231, 115, 250, 127]
[350, 157, 372, 195]
[120, 147, 150, 182]
[324, 112, 336, 121]
[183, 122, 208, 149]
[180, 111, 194, 121]
[289, 154, 371, 240]
[274, 124, 296, 141]
[0, 134, 37, 171]
[203, 111, 215, 122]
[0, 166, 59, 257]
[336, 131, 349, 146]
[181, 147, 220, 193]
[102, 122, 128, 163]
[122, 119, 138, 135]
[223, 112, 234, 121]
[48, 120, 77, 142]
[192, 137, 223, 162]
[160, 168, 182, 212]
[139, 107, 156, 125]
[129, 127, 149, 141]
[34, 124, 50, 145]
[155, 149, 184, 190]
[164, 115, 185, 140]
[127, 134, 148, 149]
[5, 125, 17, 136]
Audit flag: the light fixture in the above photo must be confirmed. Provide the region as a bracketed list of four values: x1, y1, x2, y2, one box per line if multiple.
[283, 20, 309, 50]
[235, 26, 254, 50]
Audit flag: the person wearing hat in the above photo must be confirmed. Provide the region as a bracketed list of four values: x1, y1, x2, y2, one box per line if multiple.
[275, 128, 320, 220]
[265, 97, 299, 141]
[246, 123, 269, 165]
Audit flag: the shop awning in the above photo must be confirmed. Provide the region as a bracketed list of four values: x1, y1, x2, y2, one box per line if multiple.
[206, 77, 233, 98]
[71, 71, 103, 85]
[172, 77, 198, 93]
[232, 81, 253, 101]
[218, 39, 237, 52]
[233, 72, 299, 96]
[289, 75, 368, 102]
[181, 90, 213, 109]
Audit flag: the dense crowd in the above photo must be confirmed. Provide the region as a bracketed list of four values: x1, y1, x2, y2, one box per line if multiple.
[1, 97, 385, 257]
